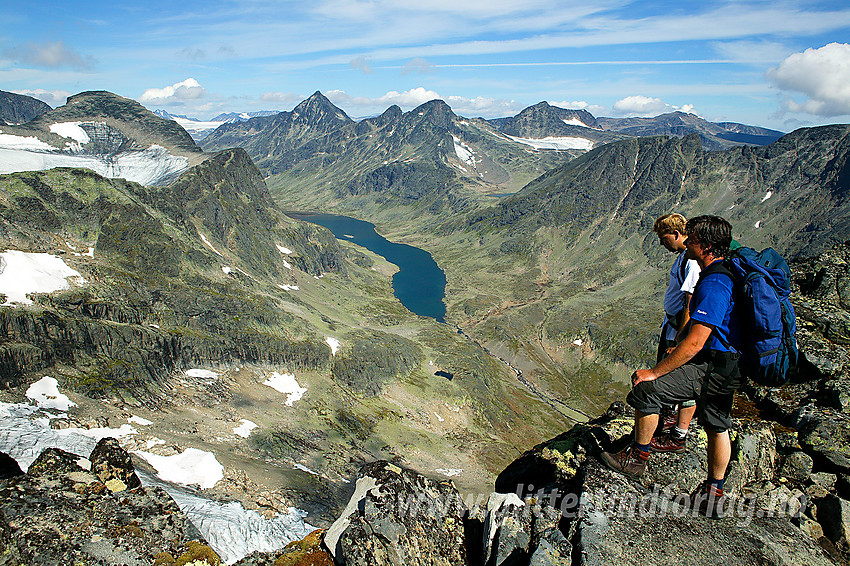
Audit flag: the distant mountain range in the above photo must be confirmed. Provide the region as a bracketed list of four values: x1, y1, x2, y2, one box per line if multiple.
[153, 109, 279, 140]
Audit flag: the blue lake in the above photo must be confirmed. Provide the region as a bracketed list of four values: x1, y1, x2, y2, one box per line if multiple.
[292, 213, 447, 322]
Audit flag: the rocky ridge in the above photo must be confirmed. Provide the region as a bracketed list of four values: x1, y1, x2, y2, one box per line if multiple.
[0, 90, 52, 126]
[2, 244, 848, 566]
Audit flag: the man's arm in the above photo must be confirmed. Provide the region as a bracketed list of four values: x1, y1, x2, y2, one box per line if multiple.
[672, 292, 693, 345]
[633, 321, 713, 385]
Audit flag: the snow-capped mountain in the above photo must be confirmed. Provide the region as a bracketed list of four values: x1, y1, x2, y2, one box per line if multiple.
[0, 91, 204, 185]
[153, 109, 280, 140]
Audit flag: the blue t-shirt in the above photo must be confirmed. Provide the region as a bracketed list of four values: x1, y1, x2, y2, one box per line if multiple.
[689, 270, 736, 352]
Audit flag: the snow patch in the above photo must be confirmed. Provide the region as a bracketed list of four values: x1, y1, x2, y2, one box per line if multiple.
[0, 250, 85, 306]
[761, 191, 773, 202]
[263, 372, 307, 406]
[573, 338, 583, 346]
[0, 133, 53, 151]
[452, 135, 476, 167]
[187, 368, 219, 380]
[233, 419, 258, 438]
[562, 117, 590, 128]
[283, 260, 292, 269]
[434, 412, 445, 422]
[755, 221, 762, 228]
[199, 233, 222, 255]
[134, 448, 223, 489]
[326, 337, 340, 355]
[49, 122, 90, 144]
[129, 415, 153, 426]
[26, 377, 76, 411]
[506, 135, 594, 151]
[276, 245, 293, 254]
[278, 284, 299, 291]
[293, 463, 318, 475]
[436, 468, 462, 477]
[222, 266, 232, 274]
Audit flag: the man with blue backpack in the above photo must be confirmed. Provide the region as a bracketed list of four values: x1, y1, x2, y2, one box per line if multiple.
[601, 215, 742, 517]
[601, 214, 799, 517]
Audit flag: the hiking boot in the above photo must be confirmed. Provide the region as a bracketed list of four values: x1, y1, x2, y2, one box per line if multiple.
[650, 431, 687, 453]
[600, 446, 648, 480]
[690, 481, 729, 519]
[654, 408, 678, 436]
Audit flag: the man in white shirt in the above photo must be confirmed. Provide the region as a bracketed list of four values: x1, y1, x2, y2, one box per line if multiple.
[650, 214, 701, 452]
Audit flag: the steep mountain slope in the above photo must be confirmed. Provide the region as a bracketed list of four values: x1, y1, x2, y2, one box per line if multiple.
[0, 90, 52, 125]
[596, 111, 784, 150]
[425, 125, 850, 416]
[0, 91, 205, 185]
[0, 150, 570, 514]
[488, 101, 624, 146]
[201, 92, 580, 215]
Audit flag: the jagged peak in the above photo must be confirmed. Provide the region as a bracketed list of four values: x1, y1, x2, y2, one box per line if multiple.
[291, 91, 352, 125]
[406, 99, 456, 129]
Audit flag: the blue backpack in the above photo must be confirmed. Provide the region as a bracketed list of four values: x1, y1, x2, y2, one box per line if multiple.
[722, 247, 799, 386]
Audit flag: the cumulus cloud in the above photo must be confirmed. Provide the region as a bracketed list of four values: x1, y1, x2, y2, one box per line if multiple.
[550, 100, 606, 115]
[767, 43, 850, 117]
[139, 78, 207, 105]
[4, 41, 95, 70]
[326, 87, 520, 117]
[349, 56, 373, 74]
[611, 95, 697, 117]
[402, 57, 434, 74]
[11, 88, 71, 107]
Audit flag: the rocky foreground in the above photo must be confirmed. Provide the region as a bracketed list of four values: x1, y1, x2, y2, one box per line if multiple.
[1, 244, 849, 565]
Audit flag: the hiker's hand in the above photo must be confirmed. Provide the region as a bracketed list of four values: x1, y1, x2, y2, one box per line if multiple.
[665, 346, 676, 355]
[631, 369, 656, 386]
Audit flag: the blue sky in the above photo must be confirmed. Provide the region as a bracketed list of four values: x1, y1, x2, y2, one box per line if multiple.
[3, 0, 850, 131]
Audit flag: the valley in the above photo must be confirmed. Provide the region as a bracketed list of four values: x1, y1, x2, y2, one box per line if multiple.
[1, 88, 849, 563]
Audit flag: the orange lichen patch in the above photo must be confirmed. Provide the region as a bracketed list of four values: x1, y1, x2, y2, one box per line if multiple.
[731, 394, 762, 420]
[276, 529, 334, 566]
[154, 541, 221, 566]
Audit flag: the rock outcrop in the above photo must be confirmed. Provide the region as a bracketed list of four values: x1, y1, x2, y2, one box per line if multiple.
[0, 438, 210, 565]
[319, 243, 850, 565]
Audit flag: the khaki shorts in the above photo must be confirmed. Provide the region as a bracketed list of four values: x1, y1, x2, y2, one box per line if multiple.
[627, 354, 741, 433]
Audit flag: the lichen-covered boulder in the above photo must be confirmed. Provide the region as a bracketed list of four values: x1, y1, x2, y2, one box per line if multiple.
[0, 445, 208, 565]
[326, 461, 469, 566]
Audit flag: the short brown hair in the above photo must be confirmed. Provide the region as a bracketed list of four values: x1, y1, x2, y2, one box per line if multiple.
[685, 215, 732, 258]
[653, 213, 687, 236]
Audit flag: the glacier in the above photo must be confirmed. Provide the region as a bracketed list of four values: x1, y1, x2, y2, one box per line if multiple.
[0, 133, 189, 186]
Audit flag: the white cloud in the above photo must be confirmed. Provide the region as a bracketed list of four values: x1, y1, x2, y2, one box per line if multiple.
[611, 95, 698, 117]
[612, 95, 668, 115]
[4, 41, 95, 70]
[402, 57, 434, 74]
[711, 40, 792, 64]
[11, 88, 70, 107]
[767, 43, 850, 117]
[550, 100, 606, 115]
[139, 78, 207, 104]
[349, 56, 373, 74]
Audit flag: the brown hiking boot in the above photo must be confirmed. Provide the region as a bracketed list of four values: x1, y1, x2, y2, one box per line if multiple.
[654, 407, 678, 436]
[650, 431, 687, 453]
[689, 481, 729, 519]
[600, 446, 648, 480]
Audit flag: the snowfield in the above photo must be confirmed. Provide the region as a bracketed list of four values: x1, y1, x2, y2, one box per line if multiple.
[506, 134, 595, 151]
[0, 130, 189, 186]
[0, 378, 315, 564]
[0, 250, 85, 306]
